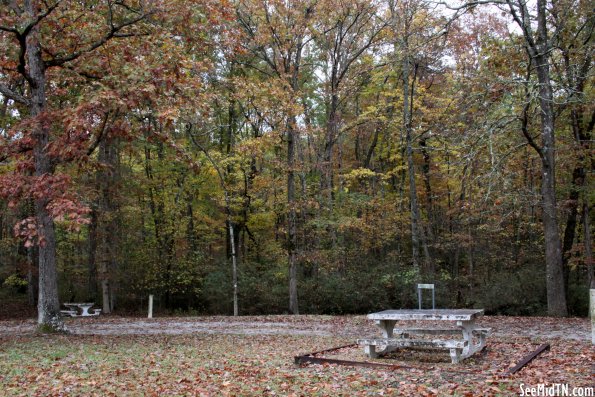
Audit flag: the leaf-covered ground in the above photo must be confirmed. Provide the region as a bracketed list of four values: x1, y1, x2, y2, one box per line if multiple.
[0, 315, 593, 396]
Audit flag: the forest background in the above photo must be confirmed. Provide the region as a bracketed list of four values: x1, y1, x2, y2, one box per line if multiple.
[0, 0, 592, 330]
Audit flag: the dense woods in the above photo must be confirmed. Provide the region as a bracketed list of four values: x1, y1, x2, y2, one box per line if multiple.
[0, 0, 592, 330]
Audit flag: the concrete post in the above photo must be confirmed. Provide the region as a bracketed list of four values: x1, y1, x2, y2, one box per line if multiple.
[590, 289, 594, 345]
[148, 294, 153, 319]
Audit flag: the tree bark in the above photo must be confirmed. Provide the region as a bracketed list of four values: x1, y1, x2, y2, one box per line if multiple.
[288, 118, 299, 314]
[98, 137, 119, 313]
[533, 0, 567, 315]
[26, 2, 62, 330]
[420, 137, 435, 243]
[87, 208, 98, 301]
[402, 43, 429, 277]
[228, 217, 238, 316]
[538, 124, 567, 316]
[322, 92, 338, 209]
[509, 0, 567, 316]
[404, 60, 420, 275]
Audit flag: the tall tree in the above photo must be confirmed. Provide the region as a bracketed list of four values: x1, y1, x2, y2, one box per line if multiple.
[0, 1, 163, 330]
[236, 0, 314, 314]
[388, 0, 433, 276]
[314, 0, 385, 210]
[447, 0, 571, 316]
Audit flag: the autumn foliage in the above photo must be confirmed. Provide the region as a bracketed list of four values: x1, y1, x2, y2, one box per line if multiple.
[0, 0, 593, 321]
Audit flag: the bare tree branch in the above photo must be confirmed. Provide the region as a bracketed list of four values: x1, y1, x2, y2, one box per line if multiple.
[45, 8, 153, 68]
[0, 83, 30, 105]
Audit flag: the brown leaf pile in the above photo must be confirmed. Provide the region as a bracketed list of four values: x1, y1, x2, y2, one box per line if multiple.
[0, 315, 592, 396]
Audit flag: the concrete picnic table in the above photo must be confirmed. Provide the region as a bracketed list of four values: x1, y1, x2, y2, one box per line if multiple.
[61, 302, 101, 317]
[357, 309, 489, 363]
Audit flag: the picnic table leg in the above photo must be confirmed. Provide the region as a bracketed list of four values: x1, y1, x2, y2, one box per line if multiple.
[458, 320, 485, 359]
[449, 348, 461, 364]
[377, 320, 396, 338]
[362, 320, 399, 358]
[364, 345, 378, 358]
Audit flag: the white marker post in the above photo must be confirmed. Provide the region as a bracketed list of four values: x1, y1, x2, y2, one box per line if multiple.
[590, 289, 594, 345]
[148, 294, 154, 319]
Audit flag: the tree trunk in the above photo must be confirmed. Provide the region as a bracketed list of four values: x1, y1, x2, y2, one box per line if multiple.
[420, 137, 435, 243]
[288, 117, 299, 315]
[322, 93, 339, 210]
[534, 49, 567, 316]
[87, 209, 98, 301]
[561, 165, 584, 293]
[26, 3, 62, 330]
[534, 0, 567, 316]
[403, 51, 423, 277]
[228, 218, 238, 316]
[98, 137, 119, 314]
[511, 0, 567, 316]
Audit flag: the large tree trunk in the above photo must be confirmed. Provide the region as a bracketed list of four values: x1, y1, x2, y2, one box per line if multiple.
[534, 33, 567, 316]
[27, 3, 62, 330]
[512, 0, 568, 316]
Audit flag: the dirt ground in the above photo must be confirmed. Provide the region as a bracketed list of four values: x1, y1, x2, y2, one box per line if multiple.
[0, 314, 590, 342]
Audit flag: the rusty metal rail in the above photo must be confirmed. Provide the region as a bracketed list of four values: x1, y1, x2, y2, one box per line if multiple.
[507, 343, 550, 374]
[294, 343, 416, 370]
[293, 343, 480, 372]
[294, 341, 550, 376]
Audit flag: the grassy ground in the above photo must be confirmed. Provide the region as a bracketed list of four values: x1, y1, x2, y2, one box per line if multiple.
[0, 316, 593, 396]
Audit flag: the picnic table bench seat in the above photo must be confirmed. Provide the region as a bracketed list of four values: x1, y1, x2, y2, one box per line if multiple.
[392, 327, 463, 336]
[383, 327, 491, 337]
[358, 337, 469, 362]
[358, 337, 467, 349]
[61, 303, 101, 317]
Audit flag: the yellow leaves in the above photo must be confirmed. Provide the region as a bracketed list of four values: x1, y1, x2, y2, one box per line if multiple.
[346, 167, 378, 179]
[342, 168, 378, 189]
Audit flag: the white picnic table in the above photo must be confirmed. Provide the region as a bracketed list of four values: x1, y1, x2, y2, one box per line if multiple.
[61, 302, 101, 317]
[357, 309, 489, 363]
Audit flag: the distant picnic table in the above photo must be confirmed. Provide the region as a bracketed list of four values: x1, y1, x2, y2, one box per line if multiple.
[61, 303, 101, 317]
[357, 309, 490, 364]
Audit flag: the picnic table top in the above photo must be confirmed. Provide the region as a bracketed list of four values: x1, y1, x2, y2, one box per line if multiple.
[367, 309, 484, 321]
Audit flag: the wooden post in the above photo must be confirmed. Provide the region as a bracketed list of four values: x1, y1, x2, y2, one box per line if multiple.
[590, 289, 594, 345]
[148, 294, 153, 319]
